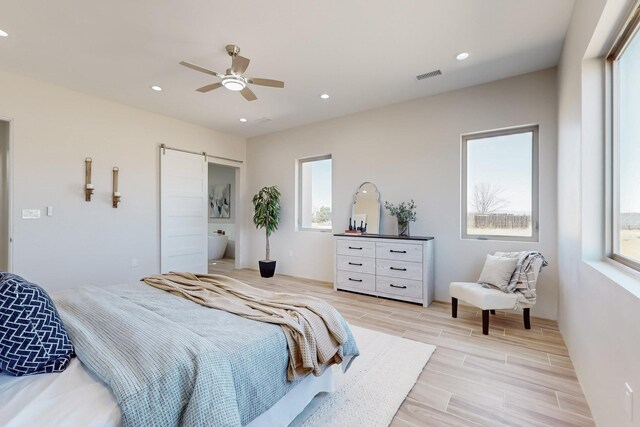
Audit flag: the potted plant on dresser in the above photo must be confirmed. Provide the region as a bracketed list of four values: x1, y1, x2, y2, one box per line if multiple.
[252, 186, 281, 278]
[384, 199, 417, 237]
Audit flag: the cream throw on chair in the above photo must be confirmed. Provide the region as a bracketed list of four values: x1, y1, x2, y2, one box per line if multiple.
[143, 272, 349, 381]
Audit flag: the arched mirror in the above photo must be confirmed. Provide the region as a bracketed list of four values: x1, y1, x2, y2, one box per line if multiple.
[351, 182, 380, 234]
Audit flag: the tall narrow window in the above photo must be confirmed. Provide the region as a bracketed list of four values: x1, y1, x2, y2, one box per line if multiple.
[610, 7, 640, 270]
[462, 126, 539, 241]
[298, 155, 332, 231]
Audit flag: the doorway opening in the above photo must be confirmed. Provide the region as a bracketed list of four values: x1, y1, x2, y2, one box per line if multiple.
[0, 119, 12, 272]
[207, 161, 240, 274]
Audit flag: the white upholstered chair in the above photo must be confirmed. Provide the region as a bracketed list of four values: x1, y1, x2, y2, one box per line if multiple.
[449, 257, 544, 335]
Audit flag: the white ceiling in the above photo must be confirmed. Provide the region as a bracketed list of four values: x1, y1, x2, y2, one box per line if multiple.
[0, 0, 575, 138]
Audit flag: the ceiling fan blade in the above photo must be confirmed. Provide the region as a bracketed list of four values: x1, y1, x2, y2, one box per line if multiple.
[231, 55, 250, 74]
[240, 87, 257, 101]
[248, 78, 285, 88]
[196, 82, 223, 93]
[179, 61, 220, 77]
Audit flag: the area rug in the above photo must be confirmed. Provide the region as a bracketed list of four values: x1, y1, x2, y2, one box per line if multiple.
[290, 325, 436, 427]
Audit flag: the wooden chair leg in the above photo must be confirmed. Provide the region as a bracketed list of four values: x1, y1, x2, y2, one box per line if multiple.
[451, 297, 458, 318]
[490, 310, 496, 315]
[524, 308, 531, 329]
[482, 310, 489, 335]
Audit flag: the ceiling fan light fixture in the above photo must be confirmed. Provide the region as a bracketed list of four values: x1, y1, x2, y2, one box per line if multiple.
[222, 75, 246, 91]
[180, 45, 284, 101]
[456, 52, 470, 61]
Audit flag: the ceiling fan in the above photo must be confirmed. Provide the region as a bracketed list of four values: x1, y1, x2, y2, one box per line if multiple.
[179, 44, 284, 101]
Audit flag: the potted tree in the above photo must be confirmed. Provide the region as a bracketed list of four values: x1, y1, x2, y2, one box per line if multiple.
[252, 186, 281, 278]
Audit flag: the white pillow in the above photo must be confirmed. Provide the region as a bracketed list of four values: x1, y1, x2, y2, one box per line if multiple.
[477, 254, 518, 291]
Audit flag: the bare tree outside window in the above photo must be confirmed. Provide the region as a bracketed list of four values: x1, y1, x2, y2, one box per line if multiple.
[471, 183, 508, 214]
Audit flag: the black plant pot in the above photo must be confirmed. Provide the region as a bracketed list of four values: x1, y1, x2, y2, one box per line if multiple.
[259, 260, 276, 278]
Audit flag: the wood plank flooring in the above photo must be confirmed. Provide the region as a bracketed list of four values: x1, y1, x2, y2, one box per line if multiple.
[209, 265, 594, 427]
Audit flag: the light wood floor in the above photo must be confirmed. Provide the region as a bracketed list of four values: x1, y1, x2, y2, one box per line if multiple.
[209, 266, 594, 427]
[208, 258, 236, 273]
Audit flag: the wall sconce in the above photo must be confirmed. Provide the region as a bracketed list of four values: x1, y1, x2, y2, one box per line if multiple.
[85, 157, 94, 201]
[112, 167, 121, 208]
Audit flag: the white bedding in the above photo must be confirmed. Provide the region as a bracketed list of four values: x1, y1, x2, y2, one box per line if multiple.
[0, 357, 334, 427]
[0, 359, 120, 427]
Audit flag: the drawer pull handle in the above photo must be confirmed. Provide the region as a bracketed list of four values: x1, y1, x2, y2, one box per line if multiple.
[390, 267, 407, 271]
[390, 284, 407, 289]
[348, 262, 363, 266]
[390, 250, 407, 254]
[348, 278, 363, 282]
[348, 246, 363, 250]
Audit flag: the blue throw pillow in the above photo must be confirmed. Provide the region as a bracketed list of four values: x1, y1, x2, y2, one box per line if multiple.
[0, 272, 75, 376]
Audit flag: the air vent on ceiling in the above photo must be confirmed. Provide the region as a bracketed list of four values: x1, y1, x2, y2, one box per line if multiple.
[253, 117, 272, 125]
[416, 70, 442, 81]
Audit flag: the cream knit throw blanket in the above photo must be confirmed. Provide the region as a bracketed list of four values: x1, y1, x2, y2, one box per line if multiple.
[142, 272, 348, 381]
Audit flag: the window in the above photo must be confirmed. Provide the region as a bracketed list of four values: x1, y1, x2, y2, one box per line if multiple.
[461, 126, 539, 241]
[610, 6, 640, 270]
[298, 155, 332, 231]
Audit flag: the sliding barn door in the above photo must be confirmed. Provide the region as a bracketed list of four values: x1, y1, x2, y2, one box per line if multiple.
[160, 148, 208, 274]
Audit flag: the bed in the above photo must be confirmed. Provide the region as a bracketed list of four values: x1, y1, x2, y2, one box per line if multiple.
[0, 358, 335, 427]
[0, 281, 359, 427]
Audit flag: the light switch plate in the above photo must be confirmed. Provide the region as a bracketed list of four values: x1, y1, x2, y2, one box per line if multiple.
[47, 206, 53, 216]
[22, 209, 41, 219]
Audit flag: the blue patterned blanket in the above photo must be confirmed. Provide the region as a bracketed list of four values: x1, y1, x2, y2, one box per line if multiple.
[53, 284, 359, 427]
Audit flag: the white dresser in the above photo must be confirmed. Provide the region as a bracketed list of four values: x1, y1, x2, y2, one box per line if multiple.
[333, 234, 435, 307]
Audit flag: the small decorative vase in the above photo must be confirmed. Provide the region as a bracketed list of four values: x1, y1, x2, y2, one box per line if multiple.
[398, 222, 409, 237]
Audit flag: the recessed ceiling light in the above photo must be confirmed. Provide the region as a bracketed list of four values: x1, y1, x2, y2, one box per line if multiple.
[320, 94, 330, 99]
[456, 52, 470, 61]
[150, 85, 163, 92]
[0, 29, 8, 37]
[239, 118, 248, 123]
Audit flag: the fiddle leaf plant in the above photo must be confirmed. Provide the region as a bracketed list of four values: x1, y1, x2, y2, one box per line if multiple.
[252, 186, 281, 261]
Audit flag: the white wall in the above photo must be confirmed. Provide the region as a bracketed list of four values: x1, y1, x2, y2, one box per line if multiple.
[208, 162, 237, 258]
[0, 120, 9, 271]
[557, 0, 640, 425]
[244, 68, 559, 319]
[0, 69, 246, 292]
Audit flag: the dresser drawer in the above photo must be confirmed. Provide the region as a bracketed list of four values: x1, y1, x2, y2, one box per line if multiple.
[376, 276, 423, 300]
[336, 255, 376, 274]
[336, 239, 375, 258]
[376, 242, 422, 263]
[336, 270, 375, 292]
[376, 259, 423, 281]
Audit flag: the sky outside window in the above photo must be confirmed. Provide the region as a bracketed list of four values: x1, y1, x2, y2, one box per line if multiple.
[618, 26, 640, 214]
[467, 132, 533, 215]
[310, 158, 332, 211]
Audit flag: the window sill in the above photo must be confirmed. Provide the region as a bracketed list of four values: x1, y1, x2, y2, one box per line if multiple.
[297, 228, 333, 233]
[461, 235, 539, 243]
[584, 258, 640, 300]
